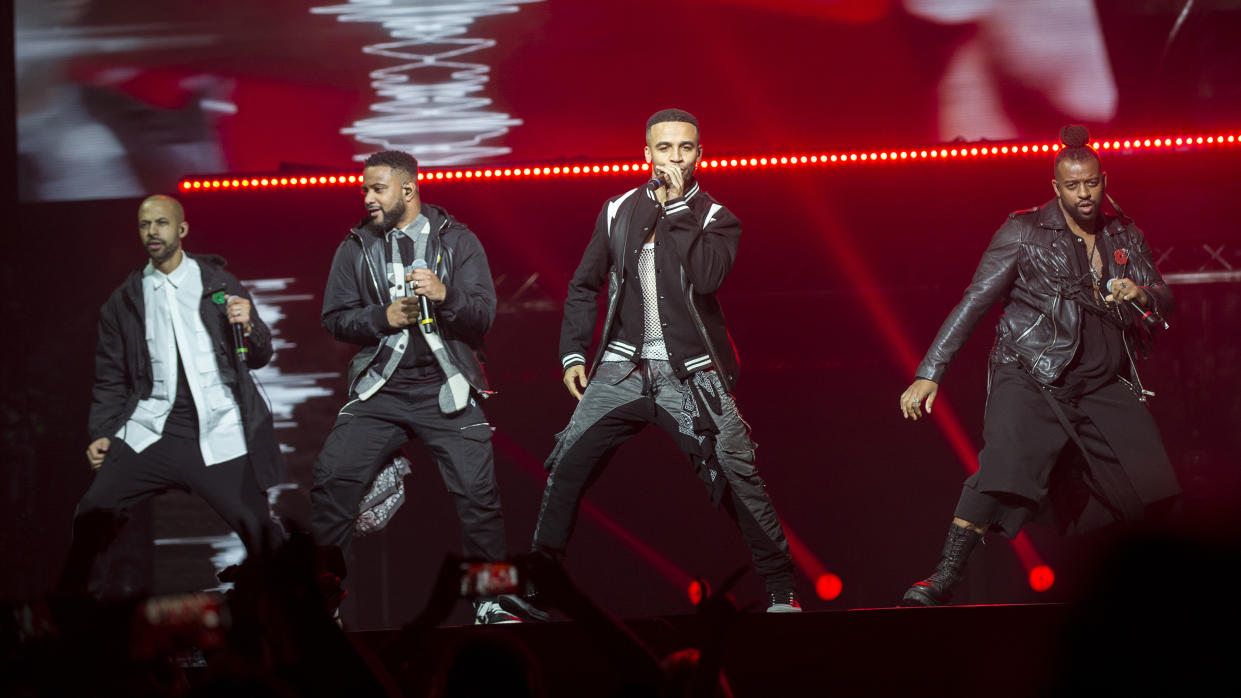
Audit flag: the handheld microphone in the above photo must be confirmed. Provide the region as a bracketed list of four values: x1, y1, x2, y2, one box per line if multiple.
[646, 176, 663, 191]
[1128, 300, 1169, 330]
[412, 258, 434, 334]
[211, 291, 248, 358]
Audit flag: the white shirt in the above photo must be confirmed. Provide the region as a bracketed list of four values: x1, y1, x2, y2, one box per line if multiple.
[116, 255, 248, 465]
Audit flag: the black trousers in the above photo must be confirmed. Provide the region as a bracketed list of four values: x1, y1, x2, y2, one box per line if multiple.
[956, 362, 1176, 538]
[58, 435, 277, 596]
[309, 382, 505, 576]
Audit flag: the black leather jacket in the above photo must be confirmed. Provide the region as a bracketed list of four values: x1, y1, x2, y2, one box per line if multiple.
[321, 203, 496, 398]
[916, 199, 1173, 393]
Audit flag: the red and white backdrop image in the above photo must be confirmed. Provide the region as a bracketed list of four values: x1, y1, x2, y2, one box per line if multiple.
[15, 0, 1240, 201]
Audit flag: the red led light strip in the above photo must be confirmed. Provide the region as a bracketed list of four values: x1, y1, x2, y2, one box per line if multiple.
[180, 132, 1239, 191]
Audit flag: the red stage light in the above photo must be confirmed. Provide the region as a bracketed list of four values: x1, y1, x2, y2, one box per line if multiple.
[1028, 565, 1055, 592]
[687, 579, 709, 606]
[179, 130, 1238, 191]
[815, 573, 843, 601]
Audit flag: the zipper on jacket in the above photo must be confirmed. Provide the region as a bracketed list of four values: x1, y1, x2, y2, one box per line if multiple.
[1031, 295, 1060, 369]
[1119, 329, 1154, 401]
[350, 231, 385, 300]
[1016, 313, 1045, 342]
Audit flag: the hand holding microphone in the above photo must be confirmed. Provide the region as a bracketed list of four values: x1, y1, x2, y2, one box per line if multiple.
[648, 164, 685, 199]
[1106, 278, 1169, 329]
[220, 293, 251, 359]
[406, 261, 446, 334]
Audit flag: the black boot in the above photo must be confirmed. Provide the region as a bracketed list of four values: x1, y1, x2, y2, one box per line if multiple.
[902, 524, 982, 606]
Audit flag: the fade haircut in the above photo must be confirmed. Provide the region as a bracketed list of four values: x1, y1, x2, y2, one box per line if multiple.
[646, 108, 700, 140]
[364, 150, 420, 183]
[1054, 124, 1101, 176]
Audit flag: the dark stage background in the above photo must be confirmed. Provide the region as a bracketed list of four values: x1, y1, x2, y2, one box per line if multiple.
[4, 146, 1239, 628]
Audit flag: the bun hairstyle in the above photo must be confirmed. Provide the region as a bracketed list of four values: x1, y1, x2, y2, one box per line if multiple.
[1054, 124, 1100, 174]
[1059, 124, 1090, 148]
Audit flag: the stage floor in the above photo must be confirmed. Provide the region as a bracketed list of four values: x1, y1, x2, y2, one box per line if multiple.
[350, 603, 1076, 697]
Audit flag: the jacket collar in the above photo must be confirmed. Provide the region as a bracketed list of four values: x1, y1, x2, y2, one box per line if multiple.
[144, 254, 197, 291]
[350, 202, 453, 240]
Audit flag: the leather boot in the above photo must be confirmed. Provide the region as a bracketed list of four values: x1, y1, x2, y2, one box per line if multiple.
[902, 524, 982, 606]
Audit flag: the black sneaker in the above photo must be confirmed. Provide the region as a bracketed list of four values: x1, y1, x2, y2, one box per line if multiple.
[497, 593, 550, 622]
[474, 600, 521, 625]
[767, 589, 803, 613]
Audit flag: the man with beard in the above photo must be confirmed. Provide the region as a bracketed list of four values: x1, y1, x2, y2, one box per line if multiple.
[527, 109, 801, 613]
[312, 151, 523, 624]
[899, 126, 1180, 606]
[58, 195, 283, 596]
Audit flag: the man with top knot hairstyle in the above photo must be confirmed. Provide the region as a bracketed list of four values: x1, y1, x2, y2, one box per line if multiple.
[898, 125, 1180, 606]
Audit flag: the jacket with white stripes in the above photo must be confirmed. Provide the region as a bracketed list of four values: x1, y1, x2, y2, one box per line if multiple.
[559, 180, 743, 391]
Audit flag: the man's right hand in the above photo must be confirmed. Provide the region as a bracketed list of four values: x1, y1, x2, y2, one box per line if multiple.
[86, 437, 110, 470]
[900, 378, 939, 421]
[386, 297, 421, 329]
[563, 365, 588, 400]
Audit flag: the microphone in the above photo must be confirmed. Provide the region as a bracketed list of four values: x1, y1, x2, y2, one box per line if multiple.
[1128, 300, 1169, 330]
[232, 323, 248, 358]
[412, 258, 434, 334]
[646, 176, 663, 191]
[211, 291, 248, 358]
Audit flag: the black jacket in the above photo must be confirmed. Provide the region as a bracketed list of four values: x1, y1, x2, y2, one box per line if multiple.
[559, 181, 743, 391]
[322, 203, 496, 397]
[88, 253, 285, 489]
[917, 199, 1173, 391]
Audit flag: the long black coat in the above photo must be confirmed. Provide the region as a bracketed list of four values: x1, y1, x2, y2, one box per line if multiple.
[88, 253, 285, 489]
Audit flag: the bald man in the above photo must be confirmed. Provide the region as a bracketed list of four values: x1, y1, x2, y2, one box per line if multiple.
[58, 195, 284, 596]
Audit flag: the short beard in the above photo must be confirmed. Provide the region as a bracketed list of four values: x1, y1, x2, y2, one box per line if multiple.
[376, 199, 407, 233]
[148, 238, 180, 266]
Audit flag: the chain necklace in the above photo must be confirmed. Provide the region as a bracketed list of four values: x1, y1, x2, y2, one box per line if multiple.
[1086, 237, 1102, 300]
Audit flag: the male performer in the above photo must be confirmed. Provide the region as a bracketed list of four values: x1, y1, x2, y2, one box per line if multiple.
[59, 195, 283, 596]
[531, 109, 801, 612]
[899, 126, 1180, 605]
[312, 151, 519, 624]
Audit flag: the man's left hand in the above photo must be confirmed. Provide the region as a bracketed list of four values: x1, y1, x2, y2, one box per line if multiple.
[225, 295, 253, 334]
[406, 267, 447, 303]
[1106, 278, 1149, 306]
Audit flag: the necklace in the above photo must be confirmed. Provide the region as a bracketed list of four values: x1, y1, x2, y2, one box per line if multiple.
[1086, 237, 1102, 299]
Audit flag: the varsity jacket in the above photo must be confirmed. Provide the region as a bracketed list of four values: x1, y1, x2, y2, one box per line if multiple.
[88, 253, 285, 489]
[916, 199, 1173, 394]
[321, 203, 496, 398]
[559, 180, 743, 391]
